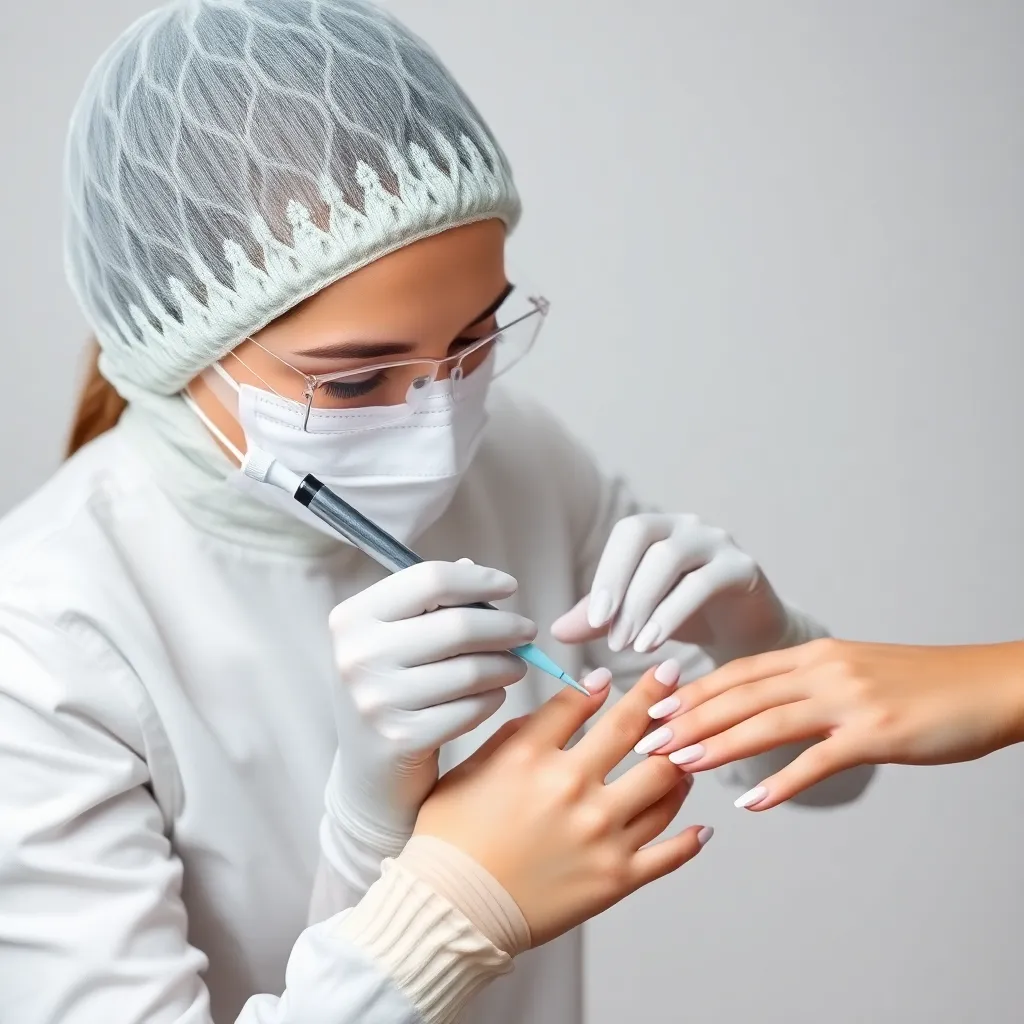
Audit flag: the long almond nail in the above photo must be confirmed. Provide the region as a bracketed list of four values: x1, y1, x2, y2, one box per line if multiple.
[648, 696, 680, 719]
[654, 658, 681, 686]
[669, 743, 705, 765]
[634, 726, 673, 755]
[734, 785, 768, 810]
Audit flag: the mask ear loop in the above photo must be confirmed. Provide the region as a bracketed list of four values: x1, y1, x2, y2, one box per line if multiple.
[182, 363, 245, 463]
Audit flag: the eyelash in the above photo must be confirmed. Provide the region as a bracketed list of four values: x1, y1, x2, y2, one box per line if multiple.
[320, 374, 387, 399]
[317, 337, 485, 400]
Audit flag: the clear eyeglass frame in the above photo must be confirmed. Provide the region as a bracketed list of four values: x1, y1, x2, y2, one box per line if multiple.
[228, 290, 550, 431]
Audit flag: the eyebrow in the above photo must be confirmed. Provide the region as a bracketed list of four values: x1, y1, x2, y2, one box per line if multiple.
[294, 282, 515, 360]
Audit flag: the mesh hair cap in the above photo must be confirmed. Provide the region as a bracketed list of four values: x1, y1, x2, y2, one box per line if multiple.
[64, 0, 521, 396]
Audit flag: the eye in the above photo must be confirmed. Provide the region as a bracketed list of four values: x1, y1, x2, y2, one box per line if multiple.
[321, 373, 386, 399]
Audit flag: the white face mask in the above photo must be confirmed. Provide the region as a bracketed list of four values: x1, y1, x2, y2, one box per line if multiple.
[188, 357, 493, 544]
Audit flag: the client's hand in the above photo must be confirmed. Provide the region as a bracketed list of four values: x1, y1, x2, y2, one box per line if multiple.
[645, 639, 1024, 810]
[414, 663, 713, 947]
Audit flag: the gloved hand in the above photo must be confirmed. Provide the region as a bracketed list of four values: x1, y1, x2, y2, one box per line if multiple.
[551, 513, 814, 664]
[326, 559, 537, 857]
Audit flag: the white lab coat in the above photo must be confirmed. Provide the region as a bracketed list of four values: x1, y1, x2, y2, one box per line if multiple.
[0, 387, 841, 1023]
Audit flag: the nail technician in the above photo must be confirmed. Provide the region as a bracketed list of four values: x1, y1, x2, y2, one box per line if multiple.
[0, 1, 867, 1022]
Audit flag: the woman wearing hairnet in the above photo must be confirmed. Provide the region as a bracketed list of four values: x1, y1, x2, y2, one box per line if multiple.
[0, 1, 867, 1021]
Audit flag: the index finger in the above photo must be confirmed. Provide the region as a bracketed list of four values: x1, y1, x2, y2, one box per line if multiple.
[513, 668, 614, 750]
[588, 517, 671, 627]
[675, 646, 801, 712]
[572, 659, 682, 776]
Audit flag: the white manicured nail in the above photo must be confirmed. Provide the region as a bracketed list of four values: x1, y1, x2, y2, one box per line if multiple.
[634, 726, 673, 755]
[648, 696, 680, 719]
[669, 743, 705, 765]
[588, 590, 613, 628]
[654, 658, 681, 686]
[734, 786, 768, 810]
[583, 667, 612, 693]
[633, 621, 662, 653]
[697, 826, 715, 847]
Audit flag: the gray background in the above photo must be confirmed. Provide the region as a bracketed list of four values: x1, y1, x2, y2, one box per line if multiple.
[3, 1, 1022, 1021]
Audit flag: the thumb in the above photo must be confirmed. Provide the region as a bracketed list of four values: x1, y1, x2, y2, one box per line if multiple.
[550, 594, 608, 644]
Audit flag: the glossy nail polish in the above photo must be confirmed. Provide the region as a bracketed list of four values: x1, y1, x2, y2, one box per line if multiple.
[648, 696, 680, 719]
[734, 785, 768, 810]
[653, 658, 681, 686]
[668, 743, 705, 765]
[634, 725, 673, 755]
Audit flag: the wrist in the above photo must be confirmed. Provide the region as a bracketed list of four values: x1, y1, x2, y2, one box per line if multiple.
[324, 754, 414, 858]
[398, 835, 531, 957]
[991, 641, 1024, 747]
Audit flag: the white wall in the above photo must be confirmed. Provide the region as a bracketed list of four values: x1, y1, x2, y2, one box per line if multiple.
[3, 1, 1023, 1020]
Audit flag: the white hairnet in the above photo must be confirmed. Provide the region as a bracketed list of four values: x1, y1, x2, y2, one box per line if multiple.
[64, 0, 520, 396]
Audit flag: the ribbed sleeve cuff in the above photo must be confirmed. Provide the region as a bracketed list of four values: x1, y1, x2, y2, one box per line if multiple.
[333, 854, 515, 1024]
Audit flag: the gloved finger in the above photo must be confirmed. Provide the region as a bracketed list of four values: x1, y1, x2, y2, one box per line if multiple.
[586, 516, 675, 631]
[664, 700, 828, 771]
[387, 653, 528, 711]
[608, 536, 713, 652]
[665, 647, 802, 712]
[732, 735, 862, 811]
[514, 667, 613, 751]
[572, 662, 679, 777]
[388, 688, 509, 757]
[330, 560, 518, 626]
[364, 608, 537, 668]
[653, 673, 808, 750]
[549, 595, 606, 645]
[622, 773, 692, 848]
[629, 824, 709, 889]
[605, 753, 686, 824]
[632, 549, 759, 654]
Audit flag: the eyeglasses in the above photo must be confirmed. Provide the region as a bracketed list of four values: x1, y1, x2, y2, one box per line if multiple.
[224, 287, 549, 431]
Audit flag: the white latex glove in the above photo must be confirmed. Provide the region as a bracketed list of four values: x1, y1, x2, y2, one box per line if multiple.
[326, 559, 537, 856]
[551, 513, 813, 664]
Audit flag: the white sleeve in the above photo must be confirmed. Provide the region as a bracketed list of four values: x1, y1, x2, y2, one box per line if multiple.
[0, 616, 424, 1024]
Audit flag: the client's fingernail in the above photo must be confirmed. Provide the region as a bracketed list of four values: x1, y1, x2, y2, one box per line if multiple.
[669, 743, 705, 765]
[648, 696, 680, 719]
[588, 590, 613, 628]
[633, 621, 662, 653]
[734, 786, 768, 810]
[654, 658, 681, 686]
[583, 667, 612, 694]
[697, 826, 715, 847]
[634, 726, 673, 755]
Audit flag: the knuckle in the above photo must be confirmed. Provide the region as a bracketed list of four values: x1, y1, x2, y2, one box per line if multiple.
[727, 549, 758, 580]
[539, 763, 587, 806]
[613, 515, 652, 544]
[645, 538, 676, 563]
[573, 800, 614, 841]
[593, 847, 632, 892]
[806, 637, 841, 662]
